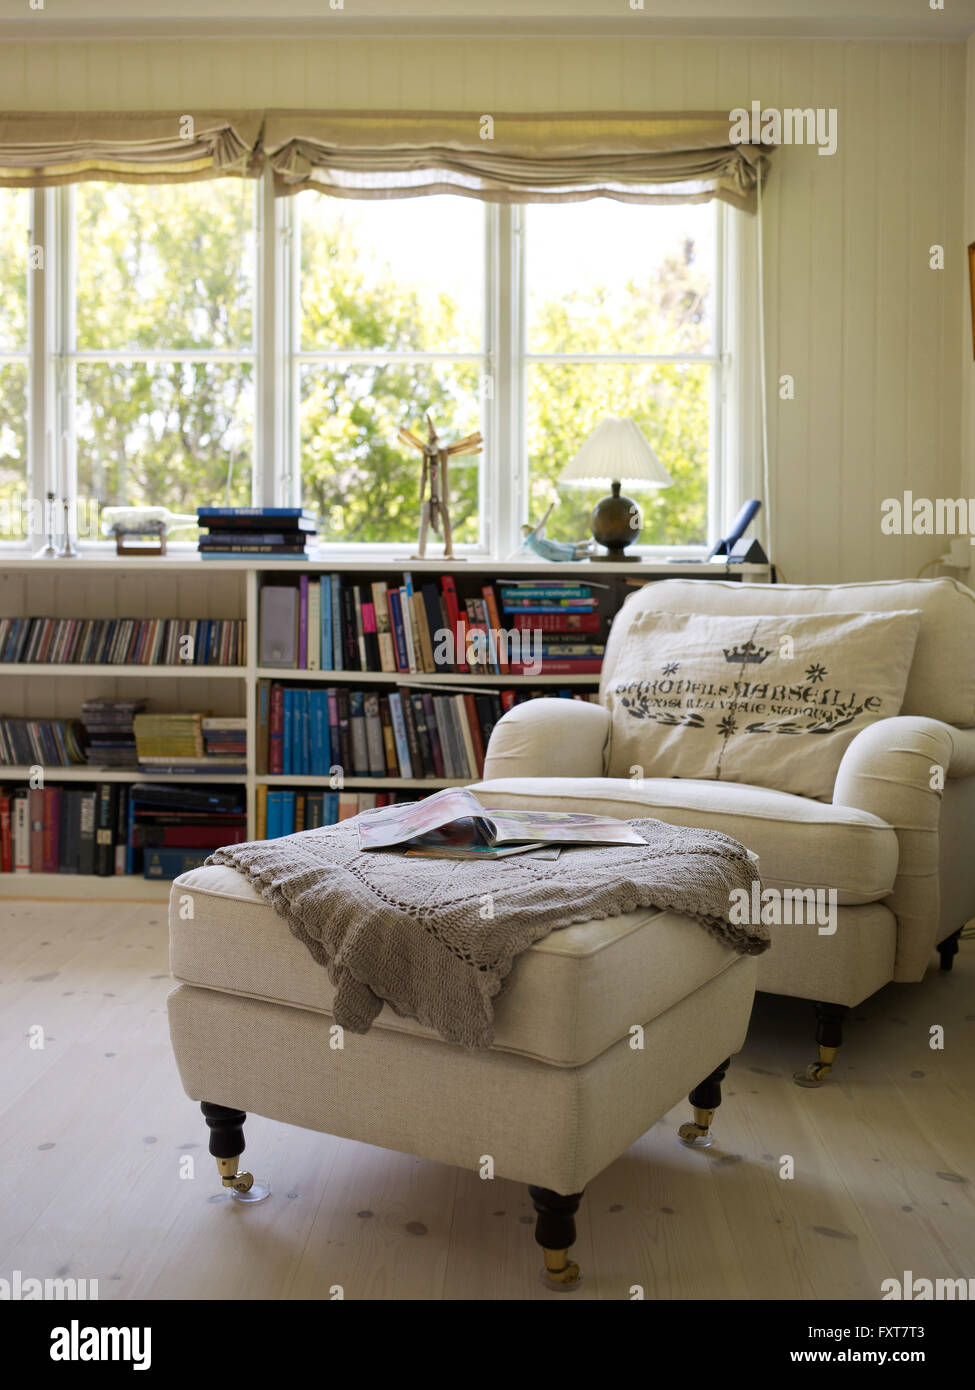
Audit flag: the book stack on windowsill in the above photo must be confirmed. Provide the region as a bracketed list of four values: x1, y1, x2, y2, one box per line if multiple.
[133, 712, 246, 774]
[500, 581, 606, 674]
[197, 508, 318, 559]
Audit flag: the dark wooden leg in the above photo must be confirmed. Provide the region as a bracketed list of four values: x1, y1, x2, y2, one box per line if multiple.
[939, 928, 962, 972]
[527, 1186, 584, 1291]
[201, 1101, 256, 1195]
[678, 1057, 730, 1148]
[794, 1001, 849, 1088]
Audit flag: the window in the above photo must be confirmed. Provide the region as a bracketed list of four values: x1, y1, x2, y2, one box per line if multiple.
[296, 194, 486, 547]
[0, 189, 30, 540]
[70, 180, 257, 535]
[4, 179, 727, 553]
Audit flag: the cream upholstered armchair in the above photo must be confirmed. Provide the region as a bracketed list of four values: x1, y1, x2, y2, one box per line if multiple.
[472, 578, 975, 1086]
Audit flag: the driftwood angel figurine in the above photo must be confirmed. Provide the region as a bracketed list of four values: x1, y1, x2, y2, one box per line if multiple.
[397, 414, 482, 560]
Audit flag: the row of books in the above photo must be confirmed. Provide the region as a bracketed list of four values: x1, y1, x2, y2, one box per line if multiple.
[0, 616, 246, 667]
[81, 698, 144, 767]
[256, 680, 596, 781]
[198, 507, 318, 560]
[0, 782, 247, 879]
[256, 787, 402, 839]
[0, 717, 86, 768]
[132, 713, 247, 773]
[259, 576, 607, 677]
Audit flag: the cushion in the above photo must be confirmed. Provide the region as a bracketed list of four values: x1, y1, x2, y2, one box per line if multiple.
[601, 577, 975, 727]
[602, 608, 921, 799]
[469, 776, 899, 904]
[170, 863, 744, 1068]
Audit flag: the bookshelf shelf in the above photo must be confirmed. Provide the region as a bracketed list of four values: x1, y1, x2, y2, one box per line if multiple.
[1, 551, 771, 894]
[0, 664, 246, 679]
[254, 668, 600, 685]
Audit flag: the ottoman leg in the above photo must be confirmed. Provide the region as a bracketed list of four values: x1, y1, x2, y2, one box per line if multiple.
[794, 1001, 849, 1088]
[527, 1186, 584, 1292]
[201, 1101, 270, 1203]
[677, 1057, 730, 1149]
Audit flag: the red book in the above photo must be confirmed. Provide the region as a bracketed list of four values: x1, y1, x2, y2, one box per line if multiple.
[462, 693, 486, 777]
[500, 690, 517, 711]
[0, 791, 11, 872]
[269, 682, 284, 774]
[509, 660, 603, 675]
[42, 787, 60, 873]
[139, 826, 248, 849]
[509, 612, 601, 633]
[441, 575, 468, 674]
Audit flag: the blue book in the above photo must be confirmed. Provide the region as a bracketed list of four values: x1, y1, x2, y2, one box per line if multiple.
[330, 574, 343, 670]
[283, 689, 294, 776]
[280, 792, 296, 836]
[324, 792, 340, 826]
[387, 588, 410, 672]
[297, 688, 310, 775]
[266, 791, 282, 839]
[200, 551, 309, 561]
[320, 576, 333, 674]
[309, 690, 330, 776]
[143, 847, 209, 880]
[197, 507, 317, 519]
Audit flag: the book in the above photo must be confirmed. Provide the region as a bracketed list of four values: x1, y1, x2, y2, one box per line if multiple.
[319, 577, 332, 675]
[357, 786, 645, 855]
[329, 574, 343, 670]
[371, 583, 396, 673]
[441, 574, 468, 674]
[260, 586, 298, 668]
[298, 576, 309, 670]
[307, 579, 321, 671]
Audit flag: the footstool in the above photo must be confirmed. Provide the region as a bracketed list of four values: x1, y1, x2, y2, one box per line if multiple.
[167, 863, 759, 1289]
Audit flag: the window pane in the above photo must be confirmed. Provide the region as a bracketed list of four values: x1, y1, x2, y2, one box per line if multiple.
[299, 195, 484, 353]
[300, 362, 481, 546]
[525, 202, 715, 356]
[0, 364, 28, 539]
[76, 362, 253, 528]
[75, 182, 256, 351]
[0, 189, 29, 349]
[527, 363, 710, 547]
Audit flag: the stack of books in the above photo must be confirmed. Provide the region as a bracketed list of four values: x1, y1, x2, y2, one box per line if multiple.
[81, 698, 145, 768]
[259, 573, 608, 677]
[500, 581, 606, 674]
[202, 717, 247, 770]
[133, 713, 246, 773]
[257, 787, 399, 839]
[0, 616, 245, 666]
[197, 508, 318, 559]
[0, 717, 87, 768]
[256, 680, 596, 781]
[131, 783, 247, 879]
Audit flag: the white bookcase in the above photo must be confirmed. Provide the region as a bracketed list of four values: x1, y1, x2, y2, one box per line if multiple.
[0, 551, 771, 899]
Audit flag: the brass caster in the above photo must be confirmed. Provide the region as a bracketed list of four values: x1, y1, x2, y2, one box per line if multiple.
[678, 1105, 714, 1148]
[794, 1045, 837, 1089]
[541, 1249, 582, 1292]
[215, 1156, 271, 1204]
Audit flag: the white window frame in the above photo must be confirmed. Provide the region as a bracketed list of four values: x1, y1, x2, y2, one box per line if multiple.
[6, 179, 737, 556]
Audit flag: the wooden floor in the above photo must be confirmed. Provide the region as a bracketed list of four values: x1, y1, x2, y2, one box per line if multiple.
[1, 898, 973, 1301]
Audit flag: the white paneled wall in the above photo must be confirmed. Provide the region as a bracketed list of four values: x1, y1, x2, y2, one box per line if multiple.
[0, 36, 966, 582]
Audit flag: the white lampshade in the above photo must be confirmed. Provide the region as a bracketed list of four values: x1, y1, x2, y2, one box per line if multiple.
[559, 417, 673, 489]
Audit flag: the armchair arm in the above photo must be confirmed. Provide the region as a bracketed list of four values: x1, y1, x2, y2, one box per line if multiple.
[832, 716, 975, 981]
[482, 698, 611, 781]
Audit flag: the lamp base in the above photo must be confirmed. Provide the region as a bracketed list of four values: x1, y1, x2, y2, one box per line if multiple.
[590, 483, 641, 563]
[594, 549, 642, 563]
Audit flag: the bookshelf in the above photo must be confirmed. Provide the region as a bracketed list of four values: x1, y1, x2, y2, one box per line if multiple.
[0, 552, 771, 898]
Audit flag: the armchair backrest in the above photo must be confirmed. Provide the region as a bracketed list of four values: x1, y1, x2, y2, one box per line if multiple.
[601, 577, 975, 727]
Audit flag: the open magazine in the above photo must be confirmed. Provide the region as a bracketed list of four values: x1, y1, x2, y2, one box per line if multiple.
[357, 786, 645, 860]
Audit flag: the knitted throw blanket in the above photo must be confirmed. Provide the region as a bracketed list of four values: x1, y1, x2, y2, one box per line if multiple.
[207, 816, 768, 1050]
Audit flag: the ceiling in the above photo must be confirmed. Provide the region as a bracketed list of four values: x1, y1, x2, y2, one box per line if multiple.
[1, 0, 974, 42]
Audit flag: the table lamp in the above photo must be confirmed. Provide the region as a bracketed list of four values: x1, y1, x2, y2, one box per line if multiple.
[558, 417, 673, 562]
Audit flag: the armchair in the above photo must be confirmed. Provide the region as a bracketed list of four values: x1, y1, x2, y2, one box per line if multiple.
[472, 578, 975, 1085]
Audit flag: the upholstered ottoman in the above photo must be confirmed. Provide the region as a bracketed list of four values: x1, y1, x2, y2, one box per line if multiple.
[167, 863, 759, 1289]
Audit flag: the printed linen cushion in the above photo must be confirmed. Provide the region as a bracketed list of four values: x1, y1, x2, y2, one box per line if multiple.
[604, 608, 923, 801]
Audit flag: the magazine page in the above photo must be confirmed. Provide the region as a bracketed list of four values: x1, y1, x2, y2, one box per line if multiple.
[484, 808, 645, 847]
[357, 786, 491, 850]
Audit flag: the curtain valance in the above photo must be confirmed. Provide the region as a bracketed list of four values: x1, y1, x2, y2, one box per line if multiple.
[0, 112, 263, 187]
[263, 111, 769, 212]
[0, 110, 770, 210]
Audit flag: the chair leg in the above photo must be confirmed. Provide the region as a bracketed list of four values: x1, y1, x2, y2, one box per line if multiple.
[678, 1057, 730, 1148]
[939, 928, 962, 972]
[201, 1101, 269, 1201]
[794, 1001, 849, 1088]
[527, 1186, 584, 1291]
